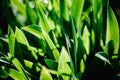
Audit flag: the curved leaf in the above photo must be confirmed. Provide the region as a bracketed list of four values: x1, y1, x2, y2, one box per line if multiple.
[95, 52, 111, 65]
[106, 6, 119, 53]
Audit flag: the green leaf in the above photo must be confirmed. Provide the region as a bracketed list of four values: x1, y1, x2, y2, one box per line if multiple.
[26, 0, 37, 24]
[58, 46, 71, 80]
[22, 25, 43, 40]
[8, 26, 15, 57]
[12, 58, 30, 80]
[82, 26, 90, 55]
[60, 0, 69, 21]
[0, 59, 10, 64]
[0, 68, 8, 78]
[42, 30, 60, 61]
[95, 52, 111, 65]
[40, 66, 53, 80]
[77, 37, 86, 73]
[72, 0, 85, 28]
[15, 27, 29, 47]
[44, 59, 58, 70]
[0, 37, 8, 43]
[106, 6, 119, 53]
[93, 0, 103, 47]
[71, 17, 78, 74]
[15, 27, 37, 59]
[22, 25, 60, 61]
[11, 0, 26, 19]
[117, 73, 120, 77]
[24, 60, 41, 72]
[52, 0, 60, 15]
[8, 68, 26, 80]
[37, 4, 51, 33]
[93, 0, 103, 23]
[104, 40, 114, 57]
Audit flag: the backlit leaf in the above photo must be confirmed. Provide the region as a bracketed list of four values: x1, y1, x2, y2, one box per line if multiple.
[95, 52, 111, 65]
[106, 6, 119, 53]
[58, 46, 71, 80]
[40, 66, 53, 80]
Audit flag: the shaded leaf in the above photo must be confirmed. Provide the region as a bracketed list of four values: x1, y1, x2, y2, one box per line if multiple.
[44, 59, 58, 70]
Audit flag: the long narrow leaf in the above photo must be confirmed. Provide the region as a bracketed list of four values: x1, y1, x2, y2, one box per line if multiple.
[12, 58, 30, 80]
[8, 68, 26, 80]
[8, 26, 15, 57]
[95, 52, 111, 65]
[106, 6, 119, 53]
[72, 0, 85, 28]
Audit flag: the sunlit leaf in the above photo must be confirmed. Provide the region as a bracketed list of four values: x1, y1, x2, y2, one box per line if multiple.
[37, 4, 51, 33]
[22, 25, 60, 61]
[60, 0, 69, 21]
[95, 52, 111, 65]
[106, 6, 119, 53]
[42, 30, 60, 61]
[11, 0, 26, 19]
[24, 60, 41, 72]
[82, 26, 90, 55]
[8, 26, 15, 57]
[15, 27, 29, 47]
[22, 25, 43, 40]
[26, 0, 37, 24]
[72, 0, 85, 28]
[12, 58, 30, 80]
[40, 66, 53, 80]
[8, 68, 26, 80]
[58, 46, 71, 80]
[0, 59, 10, 64]
[0, 37, 8, 43]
